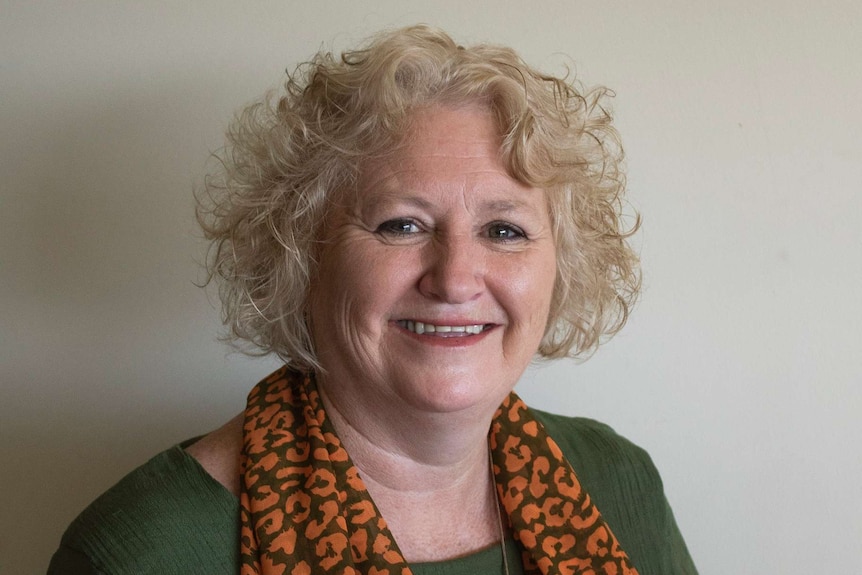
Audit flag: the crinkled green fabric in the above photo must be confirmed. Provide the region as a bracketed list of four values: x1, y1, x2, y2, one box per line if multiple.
[48, 411, 697, 575]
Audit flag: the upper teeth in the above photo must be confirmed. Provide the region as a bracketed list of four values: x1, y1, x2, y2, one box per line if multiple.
[400, 321, 485, 335]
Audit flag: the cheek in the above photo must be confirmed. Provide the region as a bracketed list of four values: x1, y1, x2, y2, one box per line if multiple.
[522, 247, 557, 295]
[540, 252, 558, 307]
[316, 244, 417, 325]
[311, 246, 364, 336]
[492, 255, 552, 327]
[516, 250, 558, 330]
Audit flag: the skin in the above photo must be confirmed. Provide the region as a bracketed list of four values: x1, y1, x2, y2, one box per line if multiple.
[189, 104, 558, 563]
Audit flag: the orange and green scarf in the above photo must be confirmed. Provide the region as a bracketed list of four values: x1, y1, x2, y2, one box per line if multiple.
[240, 366, 638, 575]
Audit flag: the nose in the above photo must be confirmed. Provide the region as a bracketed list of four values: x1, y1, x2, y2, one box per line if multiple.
[418, 233, 485, 304]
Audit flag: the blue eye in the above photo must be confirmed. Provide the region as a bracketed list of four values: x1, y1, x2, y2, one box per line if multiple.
[487, 222, 526, 241]
[376, 219, 421, 236]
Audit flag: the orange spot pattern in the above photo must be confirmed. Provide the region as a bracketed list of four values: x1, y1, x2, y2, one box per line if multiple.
[491, 395, 639, 574]
[240, 366, 638, 574]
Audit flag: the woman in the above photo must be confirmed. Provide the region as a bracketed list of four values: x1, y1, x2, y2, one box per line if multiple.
[49, 25, 697, 574]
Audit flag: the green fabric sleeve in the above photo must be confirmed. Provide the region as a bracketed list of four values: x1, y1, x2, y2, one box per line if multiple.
[47, 544, 101, 575]
[47, 443, 238, 575]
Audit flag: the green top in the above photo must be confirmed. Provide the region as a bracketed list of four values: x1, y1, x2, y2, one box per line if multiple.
[48, 410, 697, 575]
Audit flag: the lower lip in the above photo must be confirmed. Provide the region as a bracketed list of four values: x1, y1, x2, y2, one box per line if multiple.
[393, 322, 495, 347]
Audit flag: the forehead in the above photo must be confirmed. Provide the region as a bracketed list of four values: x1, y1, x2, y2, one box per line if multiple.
[398, 104, 501, 162]
[352, 105, 546, 213]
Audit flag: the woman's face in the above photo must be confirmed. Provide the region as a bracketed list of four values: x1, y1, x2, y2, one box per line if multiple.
[310, 105, 557, 417]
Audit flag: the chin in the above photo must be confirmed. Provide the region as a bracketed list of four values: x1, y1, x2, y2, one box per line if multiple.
[394, 372, 512, 416]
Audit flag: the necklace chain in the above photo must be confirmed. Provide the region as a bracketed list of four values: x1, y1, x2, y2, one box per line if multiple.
[489, 447, 511, 575]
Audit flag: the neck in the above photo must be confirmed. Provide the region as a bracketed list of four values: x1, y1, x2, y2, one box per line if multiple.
[316, 375, 505, 562]
[316, 373, 498, 485]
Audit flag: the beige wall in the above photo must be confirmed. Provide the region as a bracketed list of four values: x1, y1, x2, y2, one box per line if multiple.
[2, 1, 860, 573]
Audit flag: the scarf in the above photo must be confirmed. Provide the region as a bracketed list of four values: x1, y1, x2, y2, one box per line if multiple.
[240, 366, 638, 575]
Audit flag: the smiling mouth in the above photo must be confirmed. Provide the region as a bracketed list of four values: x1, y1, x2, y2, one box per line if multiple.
[396, 320, 491, 335]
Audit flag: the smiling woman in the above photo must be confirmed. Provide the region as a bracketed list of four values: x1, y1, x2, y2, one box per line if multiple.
[310, 106, 558, 418]
[48, 25, 697, 575]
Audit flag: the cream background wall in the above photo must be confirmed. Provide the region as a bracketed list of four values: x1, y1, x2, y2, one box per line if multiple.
[2, 1, 860, 573]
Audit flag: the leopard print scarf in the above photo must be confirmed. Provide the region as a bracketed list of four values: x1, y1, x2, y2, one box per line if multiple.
[240, 366, 638, 574]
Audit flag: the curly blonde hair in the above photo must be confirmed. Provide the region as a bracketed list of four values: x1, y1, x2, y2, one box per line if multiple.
[198, 24, 640, 368]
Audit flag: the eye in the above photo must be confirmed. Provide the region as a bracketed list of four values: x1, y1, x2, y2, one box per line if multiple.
[486, 221, 527, 241]
[375, 218, 421, 236]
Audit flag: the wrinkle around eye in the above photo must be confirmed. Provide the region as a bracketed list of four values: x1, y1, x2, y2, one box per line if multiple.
[486, 221, 527, 241]
[373, 218, 427, 243]
[376, 219, 419, 234]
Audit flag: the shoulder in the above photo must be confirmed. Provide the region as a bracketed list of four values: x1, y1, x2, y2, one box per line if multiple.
[48, 443, 239, 575]
[184, 413, 243, 495]
[531, 409, 699, 575]
[531, 410, 661, 490]
[530, 410, 667, 526]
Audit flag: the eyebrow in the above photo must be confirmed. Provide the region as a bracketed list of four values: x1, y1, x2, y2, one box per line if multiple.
[480, 199, 537, 213]
[379, 194, 435, 210]
[364, 193, 539, 212]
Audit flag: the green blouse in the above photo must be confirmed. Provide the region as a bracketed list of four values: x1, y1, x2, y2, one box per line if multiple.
[48, 410, 697, 574]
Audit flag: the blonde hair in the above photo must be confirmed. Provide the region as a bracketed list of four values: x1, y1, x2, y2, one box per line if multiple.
[198, 24, 640, 368]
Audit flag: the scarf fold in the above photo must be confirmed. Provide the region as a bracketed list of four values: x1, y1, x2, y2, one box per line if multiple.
[240, 366, 637, 575]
